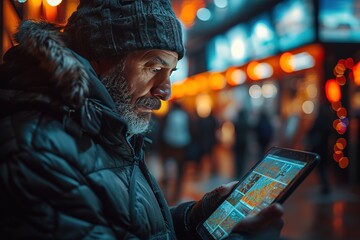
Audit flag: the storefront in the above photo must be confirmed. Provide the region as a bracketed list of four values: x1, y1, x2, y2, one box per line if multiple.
[168, 0, 360, 183]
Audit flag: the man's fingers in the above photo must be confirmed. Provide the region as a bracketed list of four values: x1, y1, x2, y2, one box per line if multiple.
[256, 203, 284, 221]
[232, 203, 284, 235]
[219, 181, 239, 197]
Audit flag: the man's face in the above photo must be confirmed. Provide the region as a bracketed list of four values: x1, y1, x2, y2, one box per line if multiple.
[99, 49, 178, 135]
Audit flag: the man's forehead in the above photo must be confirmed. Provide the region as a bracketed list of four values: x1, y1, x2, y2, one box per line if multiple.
[130, 49, 179, 65]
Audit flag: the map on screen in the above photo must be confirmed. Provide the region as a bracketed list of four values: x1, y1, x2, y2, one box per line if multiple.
[202, 154, 306, 240]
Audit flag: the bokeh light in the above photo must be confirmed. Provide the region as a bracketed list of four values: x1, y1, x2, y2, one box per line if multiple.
[280, 52, 294, 73]
[331, 101, 342, 111]
[334, 63, 346, 77]
[196, 93, 213, 118]
[197, 8, 212, 21]
[184, 79, 199, 96]
[336, 138, 347, 150]
[214, 0, 228, 8]
[249, 85, 262, 99]
[47, 0, 62, 7]
[336, 75, 346, 85]
[306, 83, 317, 98]
[154, 100, 169, 116]
[353, 61, 360, 85]
[339, 157, 349, 169]
[335, 121, 347, 135]
[209, 73, 226, 90]
[333, 151, 343, 162]
[336, 107, 347, 118]
[302, 100, 315, 114]
[226, 67, 246, 86]
[194, 74, 209, 93]
[325, 79, 341, 102]
[345, 57, 354, 69]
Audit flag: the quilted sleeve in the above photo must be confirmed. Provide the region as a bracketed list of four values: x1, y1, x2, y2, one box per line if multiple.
[0, 149, 117, 240]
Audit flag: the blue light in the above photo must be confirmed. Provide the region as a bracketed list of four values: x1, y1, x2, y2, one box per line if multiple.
[197, 8, 212, 21]
[214, 0, 228, 8]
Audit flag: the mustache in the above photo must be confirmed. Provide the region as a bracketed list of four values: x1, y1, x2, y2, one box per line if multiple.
[135, 97, 161, 110]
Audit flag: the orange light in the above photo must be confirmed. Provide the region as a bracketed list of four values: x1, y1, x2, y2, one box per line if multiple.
[209, 73, 226, 90]
[279, 52, 294, 73]
[226, 67, 246, 86]
[247, 61, 260, 80]
[325, 79, 341, 103]
[334, 63, 346, 77]
[43, 1, 58, 21]
[333, 119, 341, 129]
[180, 3, 197, 27]
[179, 0, 205, 28]
[194, 74, 209, 92]
[334, 143, 341, 152]
[336, 138, 347, 149]
[154, 100, 169, 116]
[171, 82, 185, 99]
[339, 157, 349, 168]
[353, 61, 360, 85]
[24, 0, 42, 19]
[195, 93, 213, 118]
[184, 79, 199, 96]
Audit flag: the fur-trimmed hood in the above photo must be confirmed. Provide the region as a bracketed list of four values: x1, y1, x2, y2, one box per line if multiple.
[0, 20, 134, 144]
[1, 20, 90, 107]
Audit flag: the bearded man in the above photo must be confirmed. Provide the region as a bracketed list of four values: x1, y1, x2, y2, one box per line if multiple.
[0, 0, 283, 239]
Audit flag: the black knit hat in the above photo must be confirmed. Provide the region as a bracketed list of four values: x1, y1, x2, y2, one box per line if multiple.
[64, 0, 185, 60]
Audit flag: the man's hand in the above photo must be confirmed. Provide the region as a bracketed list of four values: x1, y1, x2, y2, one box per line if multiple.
[228, 203, 284, 239]
[188, 182, 284, 239]
[189, 181, 238, 228]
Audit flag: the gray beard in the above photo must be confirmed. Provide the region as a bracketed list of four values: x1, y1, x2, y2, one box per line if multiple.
[100, 63, 151, 135]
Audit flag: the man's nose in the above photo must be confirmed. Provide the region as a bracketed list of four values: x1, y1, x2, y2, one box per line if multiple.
[152, 77, 171, 100]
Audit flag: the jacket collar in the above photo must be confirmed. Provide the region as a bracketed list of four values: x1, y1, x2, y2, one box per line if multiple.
[0, 20, 145, 150]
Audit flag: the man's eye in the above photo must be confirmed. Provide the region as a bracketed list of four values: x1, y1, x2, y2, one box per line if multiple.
[151, 67, 162, 73]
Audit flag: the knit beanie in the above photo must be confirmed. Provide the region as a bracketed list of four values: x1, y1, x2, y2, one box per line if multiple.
[64, 0, 185, 60]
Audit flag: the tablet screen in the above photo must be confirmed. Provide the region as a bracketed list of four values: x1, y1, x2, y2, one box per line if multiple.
[201, 153, 307, 239]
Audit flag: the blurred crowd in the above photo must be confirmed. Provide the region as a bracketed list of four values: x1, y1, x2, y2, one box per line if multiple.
[145, 99, 339, 206]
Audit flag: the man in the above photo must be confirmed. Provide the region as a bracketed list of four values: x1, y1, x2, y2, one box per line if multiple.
[0, 0, 283, 239]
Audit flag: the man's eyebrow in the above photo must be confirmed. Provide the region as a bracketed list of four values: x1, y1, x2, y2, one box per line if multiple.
[147, 56, 178, 71]
[149, 56, 171, 68]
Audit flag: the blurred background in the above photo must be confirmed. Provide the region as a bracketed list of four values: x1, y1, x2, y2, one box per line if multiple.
[2, 0, 360, 239]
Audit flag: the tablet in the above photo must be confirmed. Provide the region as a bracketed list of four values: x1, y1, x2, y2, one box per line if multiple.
[196, 146, 320, 240]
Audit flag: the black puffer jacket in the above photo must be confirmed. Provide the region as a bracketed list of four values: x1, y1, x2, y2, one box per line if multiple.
[0, 20, 192, 240]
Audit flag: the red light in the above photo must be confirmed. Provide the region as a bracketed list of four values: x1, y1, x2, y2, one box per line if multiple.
[345, 58, 354, 69]
[336, 76, 346, 85]
[339, 157, 349, 168]
[333, 151, 343, 162]
[325, 79, 341, 103]
[336, 107, 347, 118]
[331, 101, 342, 111]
